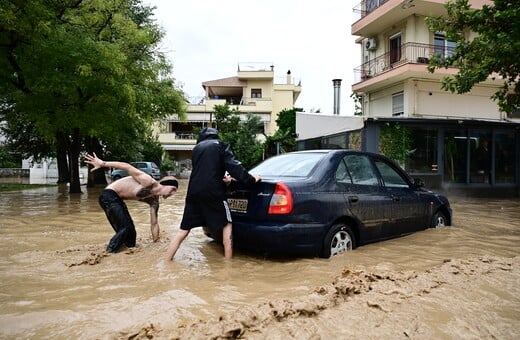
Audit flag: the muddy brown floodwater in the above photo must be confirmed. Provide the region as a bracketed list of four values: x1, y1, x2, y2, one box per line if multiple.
[0, 180, 519, 339]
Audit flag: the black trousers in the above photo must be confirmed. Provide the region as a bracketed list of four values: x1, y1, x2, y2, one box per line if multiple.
[98, 189, 136, 253]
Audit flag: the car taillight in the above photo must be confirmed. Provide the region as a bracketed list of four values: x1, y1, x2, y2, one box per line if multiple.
[268, 182, 293, 214]
[152, 169, 156, 173]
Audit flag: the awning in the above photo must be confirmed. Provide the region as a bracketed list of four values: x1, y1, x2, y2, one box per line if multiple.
[162, 144, 195, 151]
[296, 113, 364, 140]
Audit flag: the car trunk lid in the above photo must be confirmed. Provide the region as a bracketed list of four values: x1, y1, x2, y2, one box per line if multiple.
[227, 180, 283, 218]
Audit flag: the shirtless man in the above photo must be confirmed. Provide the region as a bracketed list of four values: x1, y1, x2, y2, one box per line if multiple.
[85, 153, 178, 253]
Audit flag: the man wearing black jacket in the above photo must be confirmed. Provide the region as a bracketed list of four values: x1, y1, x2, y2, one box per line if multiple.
[166, 127, 261, 260]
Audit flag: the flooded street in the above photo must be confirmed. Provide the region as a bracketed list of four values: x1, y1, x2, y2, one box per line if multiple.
[0, 179, 519, 339]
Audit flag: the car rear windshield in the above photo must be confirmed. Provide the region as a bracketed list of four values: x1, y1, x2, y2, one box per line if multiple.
[251, 152, 325, 177]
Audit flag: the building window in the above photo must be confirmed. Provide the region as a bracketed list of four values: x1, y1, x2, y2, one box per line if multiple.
[495, 130, 516, 183]
[470, 130, 492, 184]
[392, 92, 404, 116]
[251, 88, 262, 98]
[444, 129, 468, 183]
[406, 127, 438, 174]
[434, 32, 456, 59]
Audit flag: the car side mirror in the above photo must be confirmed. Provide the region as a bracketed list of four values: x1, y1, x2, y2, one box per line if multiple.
[413, 178, 424, 189]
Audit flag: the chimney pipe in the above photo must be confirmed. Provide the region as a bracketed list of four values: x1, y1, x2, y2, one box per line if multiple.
[333, 79, 342, 115]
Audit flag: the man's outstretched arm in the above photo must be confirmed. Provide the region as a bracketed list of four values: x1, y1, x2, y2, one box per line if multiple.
[85, 153, 154, 187]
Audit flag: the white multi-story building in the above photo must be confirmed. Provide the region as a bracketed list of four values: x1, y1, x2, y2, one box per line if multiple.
[158, 62, 301, 163]
[297, 0, 519, 194]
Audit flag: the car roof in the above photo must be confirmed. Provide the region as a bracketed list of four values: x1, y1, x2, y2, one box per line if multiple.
[291, 149, 383, 157]
[289, 149, 372, 156]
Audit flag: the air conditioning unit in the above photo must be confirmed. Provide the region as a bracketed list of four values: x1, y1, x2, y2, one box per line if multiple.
[365, 38, 377, 51]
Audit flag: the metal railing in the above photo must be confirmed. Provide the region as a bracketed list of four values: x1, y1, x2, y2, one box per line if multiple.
[174, 132, 196, 140]
[354, 42, 455, 83]
[353, 0, 390, 19]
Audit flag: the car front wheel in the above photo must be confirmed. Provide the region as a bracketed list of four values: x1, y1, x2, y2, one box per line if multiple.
[432, 211, 447, 228]
[320, 223, 354, 258]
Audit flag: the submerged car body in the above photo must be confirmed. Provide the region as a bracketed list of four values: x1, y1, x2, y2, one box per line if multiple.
[206, 150, 452, 258]
[110, 161, 160, 181]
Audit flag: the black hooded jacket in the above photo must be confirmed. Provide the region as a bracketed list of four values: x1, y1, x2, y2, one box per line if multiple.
[186, 128, 256, 200]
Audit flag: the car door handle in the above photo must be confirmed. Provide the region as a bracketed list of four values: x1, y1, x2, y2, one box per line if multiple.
[348, 195, 359, 203]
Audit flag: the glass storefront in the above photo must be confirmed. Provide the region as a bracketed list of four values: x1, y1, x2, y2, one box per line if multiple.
[409, 127, 517, 185]
[376, 125, 517, 186]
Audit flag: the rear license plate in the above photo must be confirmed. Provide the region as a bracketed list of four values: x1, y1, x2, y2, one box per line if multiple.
[228, 198, 248, 212]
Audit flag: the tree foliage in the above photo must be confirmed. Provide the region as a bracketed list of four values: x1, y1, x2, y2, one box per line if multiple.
[379, 123, 411, 166]
[212, 103, 264, 169]
[0, 0, 185, 192]
[0, 103, 55, 161]
[264, 107, 301, 157]
[0, 144, 21, 168]
[426, 0, 520, 113]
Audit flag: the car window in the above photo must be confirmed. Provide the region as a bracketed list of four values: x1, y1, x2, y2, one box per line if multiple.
[151, 162, 159, 169]
[344, 155, 379, 186]
[335, 159, 352, 183]
[374, 159, 409, 188]
[251, 153, 325, 177]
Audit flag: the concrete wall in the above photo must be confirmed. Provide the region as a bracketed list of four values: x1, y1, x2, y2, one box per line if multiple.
[0, 168, 30, 177]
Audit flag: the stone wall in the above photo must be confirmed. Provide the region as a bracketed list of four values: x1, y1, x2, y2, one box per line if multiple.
[0, 168, 29, 177]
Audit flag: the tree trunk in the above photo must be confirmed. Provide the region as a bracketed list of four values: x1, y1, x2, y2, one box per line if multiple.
[56, 132, 70, 184]
[67, 128, 82, 194]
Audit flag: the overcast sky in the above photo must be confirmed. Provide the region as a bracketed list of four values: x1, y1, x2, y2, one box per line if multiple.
[145, 0, 358, 115]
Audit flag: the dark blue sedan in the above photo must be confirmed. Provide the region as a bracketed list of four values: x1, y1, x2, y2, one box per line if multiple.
[206, 150, 452, 258]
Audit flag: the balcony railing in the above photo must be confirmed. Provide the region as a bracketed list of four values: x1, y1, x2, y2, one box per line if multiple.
[353, 0, 390, 19]
[174, 132, 196, 140]
[354, 42, 455, 83]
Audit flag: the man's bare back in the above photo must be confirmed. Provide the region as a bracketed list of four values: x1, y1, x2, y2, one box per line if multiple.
[106, 176, 156, 201]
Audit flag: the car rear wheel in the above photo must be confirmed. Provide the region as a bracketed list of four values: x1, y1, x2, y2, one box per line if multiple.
[321, 223, 354, 258]
[432, 211, 447, 228]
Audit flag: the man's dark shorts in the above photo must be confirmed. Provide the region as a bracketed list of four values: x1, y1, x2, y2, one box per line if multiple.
[180, 195, 232, 232]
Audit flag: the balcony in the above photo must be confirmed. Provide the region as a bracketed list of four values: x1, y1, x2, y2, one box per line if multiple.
[354, 42, 458, 86]
[352, 0, 447, 37]
[355, 43, 435, 81]
[158, 131, 198, 146]
[353, 0, 390, 19]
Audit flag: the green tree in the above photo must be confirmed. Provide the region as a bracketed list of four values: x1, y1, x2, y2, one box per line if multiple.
[211, 103, 264, 169]
[379, 123, 411, 166]
[0, 105, 55, 163]
[231, 113, 264, 169]
[0, 0, 185, 193]
[213, 103, 241, 141]
[426, 0, 520, 114]
[0, 145, 21, 168]
[264, 107, 301, 157]
[276, 108, 298, 134]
